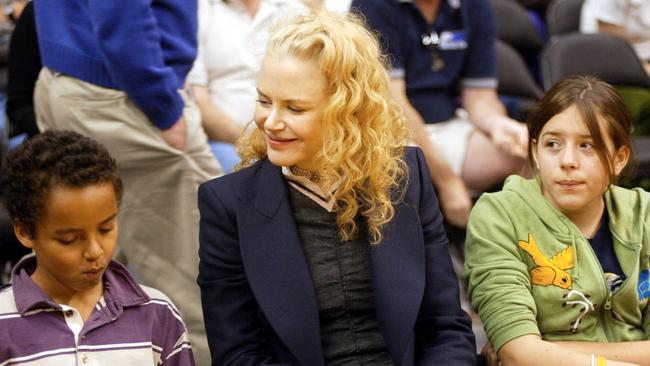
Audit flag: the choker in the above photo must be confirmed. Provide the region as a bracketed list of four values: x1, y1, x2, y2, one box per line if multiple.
[290, 165, 322, 183]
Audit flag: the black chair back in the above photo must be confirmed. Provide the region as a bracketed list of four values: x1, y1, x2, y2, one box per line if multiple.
[497, 40, 544, 100]
[496, 39, 543, 118]
[546, 0, 584, 37]
[492, 0, 545, 52]
[541, 33, 650, 91]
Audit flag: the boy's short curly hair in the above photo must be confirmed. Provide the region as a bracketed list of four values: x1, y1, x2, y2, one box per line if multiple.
[1, 130, 123, 237]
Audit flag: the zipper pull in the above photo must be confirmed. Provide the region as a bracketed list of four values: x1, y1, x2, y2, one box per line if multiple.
[604, 293, 613, 310]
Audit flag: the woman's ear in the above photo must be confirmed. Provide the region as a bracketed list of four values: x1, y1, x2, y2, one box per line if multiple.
[531, 139, 540, 170]
[612, 145, 630, 177]
[13, 223, 35, 250]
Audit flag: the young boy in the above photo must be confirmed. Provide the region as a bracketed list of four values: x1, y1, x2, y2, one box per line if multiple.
[0, 130, 195, 365]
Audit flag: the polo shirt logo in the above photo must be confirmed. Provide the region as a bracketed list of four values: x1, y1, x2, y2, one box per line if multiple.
[439, 31, 467, 50]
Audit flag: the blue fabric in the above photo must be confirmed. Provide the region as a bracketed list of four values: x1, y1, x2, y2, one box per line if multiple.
[8, 134, 26, 150]
[197, 146, 476, 365]
[352, 0, 497, 123]
[209, 141, 239, 174]
[0, 93, 6, 142]
[0, 93, 22, 150]
[524, 9, 545, 86]
[590, 210, 625, 293]
[33, 0, 197, 129]
[499, 95, 522, 120]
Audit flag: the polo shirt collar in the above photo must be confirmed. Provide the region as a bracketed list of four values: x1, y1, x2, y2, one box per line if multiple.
[397, 0, 461, 9]
[11, 256, 56, 315]
[11, 255, 149, 316]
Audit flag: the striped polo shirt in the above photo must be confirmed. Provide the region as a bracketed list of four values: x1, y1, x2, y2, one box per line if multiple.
[0, 256, 195, 366]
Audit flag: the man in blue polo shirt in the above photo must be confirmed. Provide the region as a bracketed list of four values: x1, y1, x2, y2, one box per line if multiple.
[353, 0, 528, 228]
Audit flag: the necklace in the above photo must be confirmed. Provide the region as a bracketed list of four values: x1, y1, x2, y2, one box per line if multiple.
[290, 165, 322, 183]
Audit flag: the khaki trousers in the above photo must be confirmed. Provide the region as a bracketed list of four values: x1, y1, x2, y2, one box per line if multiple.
[35, 68, 222, 366]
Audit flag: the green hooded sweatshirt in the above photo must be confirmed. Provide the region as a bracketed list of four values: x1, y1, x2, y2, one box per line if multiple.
[464, 175, 650, 352]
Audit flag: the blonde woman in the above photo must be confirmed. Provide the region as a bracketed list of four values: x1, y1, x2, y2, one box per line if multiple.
[197, 11, 476, 365]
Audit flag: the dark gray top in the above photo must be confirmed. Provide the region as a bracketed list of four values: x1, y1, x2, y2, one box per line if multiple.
[288, 186, 394, 366]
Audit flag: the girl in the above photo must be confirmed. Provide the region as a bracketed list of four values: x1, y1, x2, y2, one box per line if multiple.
[465, 75, 649, 366]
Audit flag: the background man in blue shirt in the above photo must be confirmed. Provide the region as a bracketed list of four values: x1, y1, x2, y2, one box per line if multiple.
[353, 0, 528, 228]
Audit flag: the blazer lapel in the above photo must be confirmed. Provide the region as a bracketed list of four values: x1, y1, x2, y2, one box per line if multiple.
[239, 160, 324, 366]
[370, 203, 425, 365]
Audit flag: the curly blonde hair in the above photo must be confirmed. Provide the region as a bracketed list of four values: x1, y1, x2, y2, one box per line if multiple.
[237, 11, 408, 244]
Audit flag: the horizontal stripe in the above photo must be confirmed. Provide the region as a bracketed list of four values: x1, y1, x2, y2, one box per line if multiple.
[0, 347, 77, 366]
[0, 313, 20, 320]
[78, 342, 153, 352]
[1, 344, 171, 366]
[460, 77, 498, 89]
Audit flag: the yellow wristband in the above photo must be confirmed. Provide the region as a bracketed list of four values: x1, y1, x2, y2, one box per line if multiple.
[596, 356, 606, 366]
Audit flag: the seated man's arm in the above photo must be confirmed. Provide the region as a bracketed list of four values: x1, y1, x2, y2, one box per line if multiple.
[591, 0, 650, 75]
[192, 86, 244, 144]
[390, 78, 472, 228]
[596, 21, 650, 76]
[462, 87, 528, 159]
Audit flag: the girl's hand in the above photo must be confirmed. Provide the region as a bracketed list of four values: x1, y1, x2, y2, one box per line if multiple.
[481, 342, 501, 366]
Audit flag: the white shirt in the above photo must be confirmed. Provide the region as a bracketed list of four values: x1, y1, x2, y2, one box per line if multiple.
[324, 0, 352, 13]
[186, 0, 307, 127]
[581, 0, 650, 60]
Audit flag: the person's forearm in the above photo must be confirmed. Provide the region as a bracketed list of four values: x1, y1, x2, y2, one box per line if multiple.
[462, 88, 510, 135]
[598, 21, 645, 44]
[552, 340, 650, 366]
[502, 342, 591, 366]
[193, 86, 244, 143]
[200, 106, 243, 143]
[400, 101, 456, 185]
[500, 335, 640, 366]
[389, 80, 456, 186]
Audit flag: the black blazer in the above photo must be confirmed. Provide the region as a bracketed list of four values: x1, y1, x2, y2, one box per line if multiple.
[197, 147, 476, 365]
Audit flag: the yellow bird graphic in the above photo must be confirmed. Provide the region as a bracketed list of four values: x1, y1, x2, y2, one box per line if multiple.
[518, 233, 574, 289]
